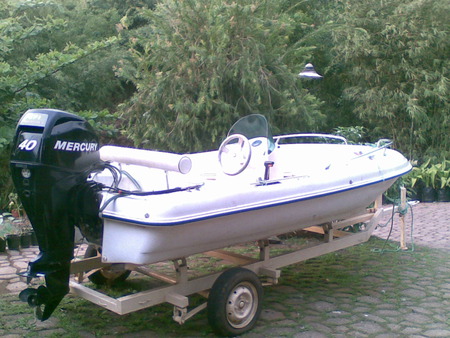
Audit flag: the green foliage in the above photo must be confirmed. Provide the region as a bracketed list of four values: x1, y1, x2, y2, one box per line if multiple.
[0, 191, 31, 236]
[332, 126, 366, 144]
[0, 192, 31, 236]
[120, 0, 325, 152]
[0, 213, 17, 237]
[0, 0, 447, 209]
[0, 1, 118, 147]
[0, 0, 131, 207]
[327, 0, 449, 160]
[405, 159, 450, 190]
[78, 110, 124, 144]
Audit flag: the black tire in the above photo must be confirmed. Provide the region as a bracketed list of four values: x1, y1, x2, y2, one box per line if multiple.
[207, 267, 263, 336]
[84, 245, 131, 285]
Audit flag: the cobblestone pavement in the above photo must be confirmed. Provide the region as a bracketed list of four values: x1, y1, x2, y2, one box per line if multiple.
[0, 202, 449, 336]
[373, 202, 450, 251]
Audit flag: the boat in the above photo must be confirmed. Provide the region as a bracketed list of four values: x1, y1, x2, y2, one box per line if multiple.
[10, 110, 411, 326]
[96, 114, 411, 265]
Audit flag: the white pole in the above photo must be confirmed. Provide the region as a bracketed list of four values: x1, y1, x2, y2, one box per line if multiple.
[399, 187, 408, 250]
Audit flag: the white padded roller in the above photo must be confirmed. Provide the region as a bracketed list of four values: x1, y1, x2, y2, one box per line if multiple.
[100, 146, 192, 174]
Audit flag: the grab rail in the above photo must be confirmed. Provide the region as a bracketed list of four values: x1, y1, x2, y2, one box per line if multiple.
[321, 140, 394, 171]
[274, 133, 348, 145]
[376, 139, 393, 148]
[350, 139, 393, 161]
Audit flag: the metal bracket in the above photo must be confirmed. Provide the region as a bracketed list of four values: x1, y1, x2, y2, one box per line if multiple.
[259, 267, 280, 285]
[173, 258, 188, 284]
[173, 303, 207, 325]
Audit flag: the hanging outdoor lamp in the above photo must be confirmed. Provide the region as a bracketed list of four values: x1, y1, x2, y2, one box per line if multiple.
[298, 63, 323, 79]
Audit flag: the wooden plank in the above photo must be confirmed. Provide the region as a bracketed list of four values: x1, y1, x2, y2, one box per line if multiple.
[205, 249, 257, 265]
[166, 293, 189, 308]
[303, 225, 325, 234]
[303, 226, 352, 238]
[134, 266, 177, 284]
[70, 256, 111, 274]
[254, 229, 372, 271]
[333, 230, 351, 237]
[331, 213, 374, 230]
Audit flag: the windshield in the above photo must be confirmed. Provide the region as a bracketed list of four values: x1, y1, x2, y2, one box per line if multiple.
[228, 114, 275, 153]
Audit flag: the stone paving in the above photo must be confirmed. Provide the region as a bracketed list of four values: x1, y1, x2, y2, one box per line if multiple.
[0, 202, 449, 336]
[373, 201, 450, 251]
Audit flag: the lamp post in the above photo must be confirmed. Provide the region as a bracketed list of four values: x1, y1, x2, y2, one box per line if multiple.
[298, 63, 323, 79]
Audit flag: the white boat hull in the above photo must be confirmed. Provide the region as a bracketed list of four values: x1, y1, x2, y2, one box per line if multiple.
[100, 177, 395, 265]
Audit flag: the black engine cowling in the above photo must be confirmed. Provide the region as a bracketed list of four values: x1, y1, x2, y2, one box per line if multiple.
[10, 109, 103, 320]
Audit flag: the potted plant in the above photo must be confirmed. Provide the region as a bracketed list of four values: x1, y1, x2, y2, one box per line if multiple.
[0, 212, 21, 250]
[415, 159, 439, 202]
[5, 193, 34, 249]
[19, 225, 33, 248]
[436, 160, 450, 202]
[8, 193, 23, 219]
[0, 193, 33, 250]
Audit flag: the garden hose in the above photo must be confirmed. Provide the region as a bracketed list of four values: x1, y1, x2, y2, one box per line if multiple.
[372, 194, 415, 253]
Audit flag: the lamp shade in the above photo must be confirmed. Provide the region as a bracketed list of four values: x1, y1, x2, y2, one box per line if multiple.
[299, 63, 323, 79]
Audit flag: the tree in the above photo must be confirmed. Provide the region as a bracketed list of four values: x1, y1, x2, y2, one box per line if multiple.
[0, 0, 120, 207]
[326, 0, 449, 160]
[120, 0, 325, 152]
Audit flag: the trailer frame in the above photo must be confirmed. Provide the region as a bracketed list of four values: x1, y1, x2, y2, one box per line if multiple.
[69, 196, 385, 332]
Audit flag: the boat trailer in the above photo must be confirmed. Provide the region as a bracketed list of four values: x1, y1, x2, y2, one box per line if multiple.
[67, 196, 385, 336]
[10, 110, 410, 336]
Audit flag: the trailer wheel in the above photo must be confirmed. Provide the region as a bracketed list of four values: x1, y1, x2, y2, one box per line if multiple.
[84, 245, 131, 285]
[207, 267, 263, 336]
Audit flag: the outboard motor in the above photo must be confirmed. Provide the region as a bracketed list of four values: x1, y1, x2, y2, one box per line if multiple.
[10, 109, 103, 320]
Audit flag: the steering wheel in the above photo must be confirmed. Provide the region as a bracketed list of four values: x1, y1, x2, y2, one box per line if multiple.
[218, 134, 252, 176]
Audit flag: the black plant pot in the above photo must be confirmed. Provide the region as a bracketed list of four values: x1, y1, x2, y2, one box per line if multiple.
[0, 238, 6, 252]
[6, 234, 21, 250]
[20, 233, 31, 248]
[437, 188, 450, 202]
[421, 187, 436, 202]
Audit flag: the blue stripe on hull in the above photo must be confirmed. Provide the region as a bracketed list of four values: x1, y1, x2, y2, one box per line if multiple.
[101, 171, 407, 227]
